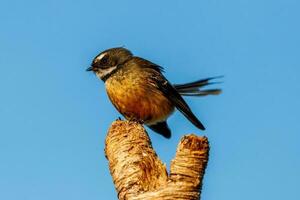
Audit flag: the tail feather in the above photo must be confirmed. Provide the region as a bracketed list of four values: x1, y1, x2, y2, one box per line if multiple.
[174, 76, 223, 97]
[180, 89, 222, 96]
[148, 121, 171, 138]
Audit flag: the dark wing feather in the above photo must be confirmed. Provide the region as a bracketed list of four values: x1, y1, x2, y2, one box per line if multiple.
[133, 57, 205, 130]
[154, 75, 205, 130]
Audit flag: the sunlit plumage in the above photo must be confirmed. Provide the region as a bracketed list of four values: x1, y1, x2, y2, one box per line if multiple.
[87, 47, 222, 138]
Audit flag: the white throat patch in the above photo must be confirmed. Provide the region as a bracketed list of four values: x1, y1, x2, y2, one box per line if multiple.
[96, 65, 118, 80]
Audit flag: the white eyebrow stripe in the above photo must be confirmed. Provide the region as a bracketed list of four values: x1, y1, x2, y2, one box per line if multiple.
[95, 53, 107, 61]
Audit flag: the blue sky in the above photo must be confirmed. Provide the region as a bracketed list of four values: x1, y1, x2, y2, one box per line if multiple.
[1, 0, 299, 199]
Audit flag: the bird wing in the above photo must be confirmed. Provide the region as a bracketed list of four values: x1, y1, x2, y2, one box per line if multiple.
[155, 76, 205, 130]
[133, 56, 205, 130]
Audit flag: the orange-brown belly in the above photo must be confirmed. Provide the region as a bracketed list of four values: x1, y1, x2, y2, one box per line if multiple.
[105, 76, 174, 125]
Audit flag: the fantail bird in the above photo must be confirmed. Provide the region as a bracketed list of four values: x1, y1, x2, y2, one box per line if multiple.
[87, 47, 222, 138]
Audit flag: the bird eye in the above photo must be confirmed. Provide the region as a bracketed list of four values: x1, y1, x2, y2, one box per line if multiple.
[99, 55, 109, 65]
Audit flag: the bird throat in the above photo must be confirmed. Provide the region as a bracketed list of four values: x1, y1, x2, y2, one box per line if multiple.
[97, 66, 119, 82]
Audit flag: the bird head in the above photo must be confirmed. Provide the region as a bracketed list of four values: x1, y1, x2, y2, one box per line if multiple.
[87, 47, 133, 81]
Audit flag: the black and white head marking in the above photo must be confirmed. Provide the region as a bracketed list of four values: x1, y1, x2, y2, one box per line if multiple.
[89, 47, 133, 81]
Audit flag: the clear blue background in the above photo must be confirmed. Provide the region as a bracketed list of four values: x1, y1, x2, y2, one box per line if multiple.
[1, 0, 299, 199]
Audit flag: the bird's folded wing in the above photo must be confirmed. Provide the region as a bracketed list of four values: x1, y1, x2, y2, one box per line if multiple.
[153, 75, 205, 130]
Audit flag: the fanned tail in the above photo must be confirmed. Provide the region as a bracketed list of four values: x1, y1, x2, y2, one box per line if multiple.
[173, 76, 223, 96]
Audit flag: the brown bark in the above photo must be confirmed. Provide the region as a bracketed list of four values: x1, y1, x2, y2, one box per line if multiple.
[105, 120, 209, 200]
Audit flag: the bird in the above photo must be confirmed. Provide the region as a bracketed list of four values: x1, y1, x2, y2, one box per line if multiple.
[87, 47, 222, 138]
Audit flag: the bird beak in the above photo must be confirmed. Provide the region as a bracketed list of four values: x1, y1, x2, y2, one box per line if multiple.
[86, 66, 93, 71]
